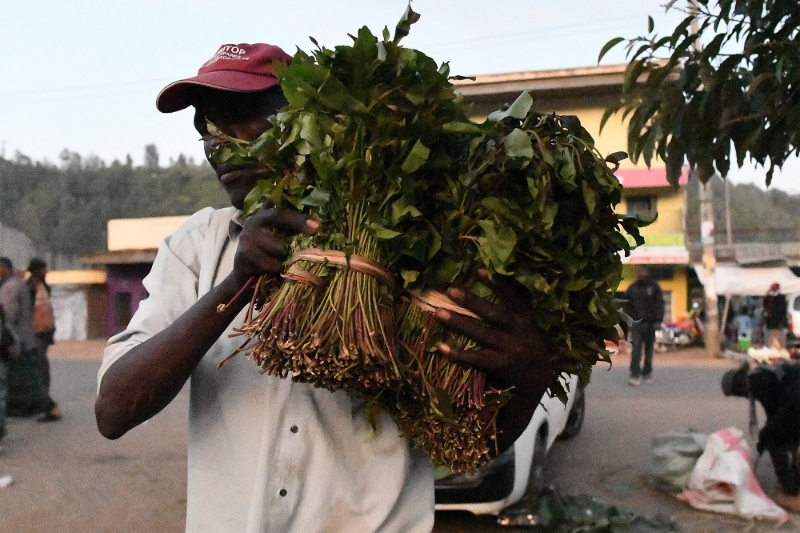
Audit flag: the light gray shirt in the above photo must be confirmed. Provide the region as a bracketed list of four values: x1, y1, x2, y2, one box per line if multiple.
[0, 275, 34, 350]
[98, 206, 434, 533]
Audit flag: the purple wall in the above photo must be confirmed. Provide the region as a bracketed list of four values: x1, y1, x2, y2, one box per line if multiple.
[104, 263, 152, 337]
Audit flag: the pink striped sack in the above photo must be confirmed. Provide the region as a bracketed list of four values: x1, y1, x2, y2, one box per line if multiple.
[679, 427, 788, 522]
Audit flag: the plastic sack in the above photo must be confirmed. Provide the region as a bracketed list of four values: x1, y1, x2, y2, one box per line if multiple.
[679, 427, 788, 523]
[650, 429, 708, 492]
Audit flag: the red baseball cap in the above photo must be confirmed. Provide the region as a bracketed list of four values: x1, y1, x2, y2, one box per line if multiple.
[156, 43, 293, 113]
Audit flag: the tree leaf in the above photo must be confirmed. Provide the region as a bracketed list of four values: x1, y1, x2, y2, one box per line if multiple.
[598, 37, 625, 63]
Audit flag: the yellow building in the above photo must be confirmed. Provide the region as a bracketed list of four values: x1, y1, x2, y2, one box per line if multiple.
[454, 64, 690, 321]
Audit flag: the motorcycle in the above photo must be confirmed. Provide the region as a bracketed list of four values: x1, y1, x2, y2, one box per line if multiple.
[655, 308, 704, 351]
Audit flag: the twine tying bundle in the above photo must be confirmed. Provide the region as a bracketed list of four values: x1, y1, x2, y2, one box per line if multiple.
[286, 248, 396, 289]
[410, 289, 480, 320]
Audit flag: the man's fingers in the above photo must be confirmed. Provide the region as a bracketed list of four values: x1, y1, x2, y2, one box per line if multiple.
[445, 287, 510, 330]
[435, 308, 509, 350]
[437, 343, 507, 372]
[476, 269, 531, 314]
[248, 205, 319, 236]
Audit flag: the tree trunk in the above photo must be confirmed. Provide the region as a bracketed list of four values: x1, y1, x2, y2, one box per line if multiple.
[700, 180, 721, 357]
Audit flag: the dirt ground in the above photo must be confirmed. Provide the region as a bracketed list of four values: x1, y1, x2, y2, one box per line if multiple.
[1, 341, 799, 533]
[0, 340, 188, 533]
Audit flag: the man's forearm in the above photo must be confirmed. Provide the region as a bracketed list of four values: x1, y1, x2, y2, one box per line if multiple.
[95, 275, 251, 439]
[494, 383, 549, 454]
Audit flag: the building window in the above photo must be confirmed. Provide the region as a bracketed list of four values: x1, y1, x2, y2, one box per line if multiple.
[626, 195, 656, 219]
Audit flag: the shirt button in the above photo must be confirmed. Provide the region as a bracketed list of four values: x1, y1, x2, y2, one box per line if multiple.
[290, 425, 298, 433]
[279, 489, 287, 497]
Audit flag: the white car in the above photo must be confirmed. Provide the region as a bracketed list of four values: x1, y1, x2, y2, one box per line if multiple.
[434, 374, 585, 520]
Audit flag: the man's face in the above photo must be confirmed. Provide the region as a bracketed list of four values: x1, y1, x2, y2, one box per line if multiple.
[193, 90, 283, 209]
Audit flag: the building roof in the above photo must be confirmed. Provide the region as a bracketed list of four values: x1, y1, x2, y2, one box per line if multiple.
[453, 64, 631, 108]
[46, 270, 106, 285]
[82, 249, 158, 266]
[617, 167, 689, 189]
[107, 216, 189, 252]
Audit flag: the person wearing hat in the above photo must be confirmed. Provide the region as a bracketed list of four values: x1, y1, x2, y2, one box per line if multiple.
[94, 43, 555, 533]
[0, 257, 61, 422]
[722, 361, 800, 513]
[763, 282, 788, 349]
[26, 259, 57, 396]
[0, 304, 10, 441]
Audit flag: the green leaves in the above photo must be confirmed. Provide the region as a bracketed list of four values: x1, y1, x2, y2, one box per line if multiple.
[401, 140, 431, 173]
[504, 128, 534, 159]
[393, 4, 421, 43]
[488, 91, 534, 122]
[476, 220, 517, 274]
[209, 6, 645, 430]
[597, 37, 625, 63]
[603, 0, 800, 185]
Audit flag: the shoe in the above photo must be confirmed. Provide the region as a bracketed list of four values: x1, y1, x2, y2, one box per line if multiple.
[628, 377, 642, 386]
[37, 406, 62, 423]
[774, 489, 800, 513]
[643, 375, 654, 384]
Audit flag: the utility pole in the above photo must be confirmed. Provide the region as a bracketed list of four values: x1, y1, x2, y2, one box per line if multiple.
[700, 178, 721, 357]
[724, 177, 733, 245]
[689, 0, 720, 357]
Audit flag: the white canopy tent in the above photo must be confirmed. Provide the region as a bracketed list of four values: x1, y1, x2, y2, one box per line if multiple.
[693, 264, 800, 337]
[693, 265, 800, 296]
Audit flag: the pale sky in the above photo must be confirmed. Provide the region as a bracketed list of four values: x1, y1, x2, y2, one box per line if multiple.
[1, 0, 797, 192]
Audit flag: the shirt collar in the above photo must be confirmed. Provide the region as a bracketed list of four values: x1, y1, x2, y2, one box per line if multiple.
[229, 210, 244, 240]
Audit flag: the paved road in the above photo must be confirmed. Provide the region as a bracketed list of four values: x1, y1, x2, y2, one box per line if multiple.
[0, 342, 798, 532]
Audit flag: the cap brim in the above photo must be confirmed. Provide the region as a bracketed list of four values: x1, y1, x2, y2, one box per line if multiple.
[156, 70, 280, 113]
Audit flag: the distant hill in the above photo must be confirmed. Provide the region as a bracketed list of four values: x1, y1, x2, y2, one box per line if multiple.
[2, 149, 798, 262]
[684, 175, 800, 245]
[0, 148, 228, 261]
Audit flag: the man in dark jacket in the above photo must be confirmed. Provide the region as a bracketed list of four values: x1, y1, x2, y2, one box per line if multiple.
[763, 282, 788, 348]
[722, 361, 800, 512]
[625, 267, 664, 386]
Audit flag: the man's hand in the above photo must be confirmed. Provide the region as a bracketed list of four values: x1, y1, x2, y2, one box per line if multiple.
[435, 269, 555, 396]
[434, 269, 557, 452]
[232, 205, 319, 287]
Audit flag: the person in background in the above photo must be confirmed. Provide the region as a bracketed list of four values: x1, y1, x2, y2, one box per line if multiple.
[763, 282, 788, 349]
[0, 305, 9, 441]
[0, 257, 61, 422]
[26, 258, 57, 397]
[736, 306, 754, 346]
[722, 361, 800, 512]
[625, 267, 665, 386]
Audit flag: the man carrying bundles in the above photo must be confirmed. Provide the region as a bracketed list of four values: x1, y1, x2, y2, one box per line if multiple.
[95, 9, 641, 533]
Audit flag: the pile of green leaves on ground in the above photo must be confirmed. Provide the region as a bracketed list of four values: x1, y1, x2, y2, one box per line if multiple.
[505, 488, 682, 532]
[211, 6, 645, 472]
